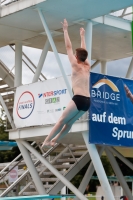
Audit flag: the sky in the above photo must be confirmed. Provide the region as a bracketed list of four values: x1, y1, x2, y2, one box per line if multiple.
[0, 45, 132, 86]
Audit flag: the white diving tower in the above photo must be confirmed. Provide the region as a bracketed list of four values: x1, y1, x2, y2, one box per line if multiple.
[0, 0, 133, 200]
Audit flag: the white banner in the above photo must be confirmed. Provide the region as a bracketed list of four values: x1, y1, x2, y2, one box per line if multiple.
[9, 166, 18, 183]
[13, 76, 72, 128]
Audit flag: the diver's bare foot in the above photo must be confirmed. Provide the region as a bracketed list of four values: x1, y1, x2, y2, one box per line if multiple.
[51, 138, 57, 147]
[41, 141, 51, 148]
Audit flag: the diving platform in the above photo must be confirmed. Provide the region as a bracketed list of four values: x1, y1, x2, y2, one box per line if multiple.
[9, 119, 88, 145]
[9, 122, 133, 158]
[0, 0, 133, 61]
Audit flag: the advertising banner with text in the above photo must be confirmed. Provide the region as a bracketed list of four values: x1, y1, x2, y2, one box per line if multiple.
[89, 72, 133, 147]
[13, 76, 71, 128]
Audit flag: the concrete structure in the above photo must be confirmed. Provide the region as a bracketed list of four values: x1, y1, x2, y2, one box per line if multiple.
[0, 0, 133, 199]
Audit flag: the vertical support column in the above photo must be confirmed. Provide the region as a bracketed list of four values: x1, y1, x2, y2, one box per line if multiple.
[75, 147, 104, 200]
[82, 132, 115, 200]
[85, 20, 92, 64]
[17, 140, 47, 195]
[126, 57, 133, 78]
[15, 42, 22, 87]
[105, 148, 133, 200]
[84, 20, 115, 200]
[37, 8, 73, 97]
[101, 61, 107, 75]
[32, 39, 49, 83]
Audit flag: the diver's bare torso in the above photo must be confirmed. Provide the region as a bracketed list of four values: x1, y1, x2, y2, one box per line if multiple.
[71, 61, 90, 97]
[41, 20, 91, 148]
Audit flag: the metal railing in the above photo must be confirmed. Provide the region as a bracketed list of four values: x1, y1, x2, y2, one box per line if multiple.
[0, 143, 60, 197]
[110, 6, 132, 21]
[0, 141, 36, 180]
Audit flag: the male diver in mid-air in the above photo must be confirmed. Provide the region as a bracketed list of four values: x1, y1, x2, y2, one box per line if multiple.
[42, 19, 90, 148]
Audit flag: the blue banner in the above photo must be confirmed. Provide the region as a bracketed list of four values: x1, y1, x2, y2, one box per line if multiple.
[89, 72, 133, 147]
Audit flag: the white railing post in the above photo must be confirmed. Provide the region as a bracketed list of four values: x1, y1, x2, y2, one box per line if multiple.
[32, 39, 49, 83]
[15, 42, 22, 87]
[84, 20, 115, 200]
[17, 140, 47, 197]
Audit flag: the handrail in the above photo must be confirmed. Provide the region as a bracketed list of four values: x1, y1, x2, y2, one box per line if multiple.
[0, 142, 38, 182]
[0, 143, 60, 197]
[19, 144, 73, 195]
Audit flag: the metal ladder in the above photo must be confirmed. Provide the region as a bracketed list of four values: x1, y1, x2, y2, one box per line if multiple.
[0, 143, 90, 197]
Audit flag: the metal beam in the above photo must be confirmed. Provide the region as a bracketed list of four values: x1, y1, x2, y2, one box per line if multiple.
[32, 39, 49, 83]
[21, 140, 88, 200]
[85, 20, 92, 64]
[37, 8, 73, 97]
[122, 11, 133, 17]
[0, 60, 14, 87]
[0, 80, 6, 86]
[108, 147, 133, 170]
[10, 45, 47, 81]
[2, 93, 14, 100]
[82, 132, 115, 200]
[126, 57, 133, 78]
[105, 148, 133, 200]
[0, 94, 15, 129]
[91, 60, 100, 70]
[17, 140, 47, 196]
[0, 143, 58, 197]
[120, 8, 127, 17]
[84, 20, 115, 200]
[101, 61, 107, 74]
[14, 42, 22, 87]
[75, 146, 104, 200]
[92, 15, 131, 31]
